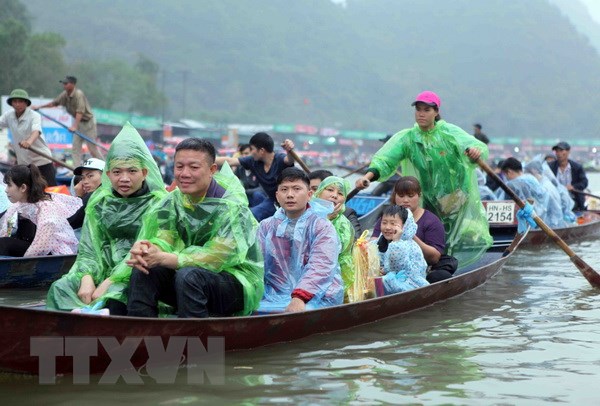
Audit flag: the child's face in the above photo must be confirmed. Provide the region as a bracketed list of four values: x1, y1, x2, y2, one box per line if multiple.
[381, 214, 404, 241]
[318, 184, 345, 206]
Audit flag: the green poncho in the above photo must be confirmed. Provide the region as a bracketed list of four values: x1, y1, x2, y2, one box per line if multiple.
[46, 122, 167, 310]
[135, 162, 264, 316]
[369, 120, 492, 267]
[313, 176, 355, 293]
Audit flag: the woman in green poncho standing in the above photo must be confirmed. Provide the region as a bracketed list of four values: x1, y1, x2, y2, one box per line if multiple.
[355, 91, 492, 267]
[312, 176, 355, 299]
[46, 122, 167, 314]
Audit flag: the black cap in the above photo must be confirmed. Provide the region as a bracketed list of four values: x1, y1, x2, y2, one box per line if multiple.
[552, 141, 570, 151]
[59, 76, 77, 84]
[379, 134, 393, 143]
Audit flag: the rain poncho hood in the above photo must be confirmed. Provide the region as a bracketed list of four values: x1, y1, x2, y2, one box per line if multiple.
[134, 162, 264, 316]
[258, 203, 344, 312]
[313, 176, 355, 293]
[523, 160, 569, 227]
[368, 120, 492, 267]
[376, 209, 428, 294]
[496, 173, 554, 228]
[47, 123, 167, 310]
[526, 157, 576, 224]
[477, 168, 496, 201]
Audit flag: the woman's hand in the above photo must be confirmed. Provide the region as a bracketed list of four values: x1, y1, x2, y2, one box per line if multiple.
[328, 202, 343, 220]
[355, 176, 370, 190]
[78, 275, 96, 304]
[465, 147, 481, 161]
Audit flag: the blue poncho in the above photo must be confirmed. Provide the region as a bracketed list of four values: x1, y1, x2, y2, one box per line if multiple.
[258, 204, 343, 312]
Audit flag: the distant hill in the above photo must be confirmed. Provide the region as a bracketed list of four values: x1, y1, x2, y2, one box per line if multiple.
[23, 0, 600, 140]
[550, 0, 600, 53]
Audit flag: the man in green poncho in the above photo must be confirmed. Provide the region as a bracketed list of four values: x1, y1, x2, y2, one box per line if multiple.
[46, 123, 167, 314]
[126, 138, 264, 318]
[355, 91, 492, 267]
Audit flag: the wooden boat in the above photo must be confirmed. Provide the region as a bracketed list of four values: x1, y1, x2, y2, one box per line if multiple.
[0, 254, 76, 289]
[348, 195, 388, 231]
[0, 234, 523, 376]
[484, 201, 600, 248]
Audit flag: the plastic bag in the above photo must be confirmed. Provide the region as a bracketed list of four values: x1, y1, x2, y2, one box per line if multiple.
[348, 230, 381, 302]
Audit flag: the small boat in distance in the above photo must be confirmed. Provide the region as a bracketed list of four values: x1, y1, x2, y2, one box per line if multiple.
[0, 254, 76, 289]
[484, 201, 600, 248]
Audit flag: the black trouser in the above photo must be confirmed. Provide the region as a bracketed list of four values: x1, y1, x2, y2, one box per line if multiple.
[0, 237, 32, 256]
[127, 266, 245, 318]
[37, 163, 57, 186]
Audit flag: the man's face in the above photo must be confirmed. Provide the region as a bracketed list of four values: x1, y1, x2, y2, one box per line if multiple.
[63, 82, 75, 93]
[554, 148, 570, 164]
[240, 147, 251, 157]
[10, 99, 28, 116]
[249, 145, 265, 161]
[309, 178, 321, 193]
[174, 149, 217, 199]
[276, 179, 312, 219]
[80, 169, 103, 194]
[502, 169, 519, 181]
[107, 166, 148, 197]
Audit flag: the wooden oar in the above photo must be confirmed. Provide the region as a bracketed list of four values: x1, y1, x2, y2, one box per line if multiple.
[287, 149, 311, 174]
[476, 157, 600, 288]
[341, 163, 370, 179]
[37, 110, 109, 152]
[572, 189, 600, 201]
[25, 145, 75, 171]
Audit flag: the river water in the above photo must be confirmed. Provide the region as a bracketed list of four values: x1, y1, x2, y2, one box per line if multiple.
[1, 175, 600, 404]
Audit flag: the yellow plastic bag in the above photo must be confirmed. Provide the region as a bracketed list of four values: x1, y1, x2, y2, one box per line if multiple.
[348, 230, 380, 302]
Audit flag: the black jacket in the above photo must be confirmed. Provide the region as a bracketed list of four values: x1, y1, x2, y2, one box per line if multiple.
[548, 159, 588, 210]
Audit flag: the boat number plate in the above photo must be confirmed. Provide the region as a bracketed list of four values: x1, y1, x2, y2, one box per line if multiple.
[486, 202, 515, 224]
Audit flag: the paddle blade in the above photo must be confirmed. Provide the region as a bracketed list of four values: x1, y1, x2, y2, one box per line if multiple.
[571, 255, 600, 288]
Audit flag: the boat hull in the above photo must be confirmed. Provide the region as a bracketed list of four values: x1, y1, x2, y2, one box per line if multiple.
[0, 242, 519, 376]
[490, 211, 600, 247]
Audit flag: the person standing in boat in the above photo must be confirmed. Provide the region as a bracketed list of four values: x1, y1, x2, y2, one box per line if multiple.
[215, 132, 295, 221]
[375, 205, 428, 294]
[258, 167, 343, 313]
[46, 123, 166, 314]
[0, 89, 57, 186]
[312, 175, 355, 298]
[355, 90, 492, 267]
[33, 76, 104, 166]
[308, 169, 362, 238]
[126, 138, 264, 318]
[548, 141, 589, 211]
[0, 165, 81, 257]
[472, 123, 490, 145]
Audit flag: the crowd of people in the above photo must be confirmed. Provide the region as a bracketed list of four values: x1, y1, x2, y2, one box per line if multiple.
[0, 87, 592, 318]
